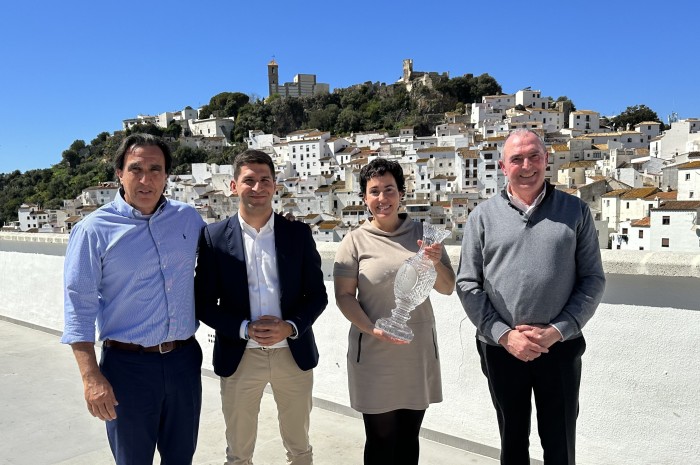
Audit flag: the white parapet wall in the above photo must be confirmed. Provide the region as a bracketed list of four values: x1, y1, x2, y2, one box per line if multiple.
[1, 233, 698, 464]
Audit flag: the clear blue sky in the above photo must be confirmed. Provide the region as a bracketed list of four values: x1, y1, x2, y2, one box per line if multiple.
[1, 0, 697, 174]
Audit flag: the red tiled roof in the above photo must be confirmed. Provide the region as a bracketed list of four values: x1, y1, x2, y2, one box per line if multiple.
[631, 217, 651, 227]
[653, 201, 700, 211]
[620, 187, 659, 199]
[678, 161, 700, 169]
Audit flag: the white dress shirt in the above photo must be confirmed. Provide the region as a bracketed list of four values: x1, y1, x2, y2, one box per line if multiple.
[237, 213, 290, 349]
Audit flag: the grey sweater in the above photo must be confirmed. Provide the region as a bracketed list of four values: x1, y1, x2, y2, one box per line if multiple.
[456, 183, 606, 345]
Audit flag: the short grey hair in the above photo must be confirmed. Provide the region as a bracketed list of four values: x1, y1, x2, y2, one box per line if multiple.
[501, 129, 546, 159]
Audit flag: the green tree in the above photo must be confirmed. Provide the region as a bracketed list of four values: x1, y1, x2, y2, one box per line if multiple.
[200, 92, 250, 118]
[232, 101, 272, 142]
[208, 143, 248, 166]
[611, 105, 664, 131]
[470, 73, 502, 101]
[91, 132, 110, 145]
[307, 104, 340, 132]
[163, 122, 183, 139]
[268, 97, 306, 136]
[172, 146, 209, 168]
[125, 123, 164, 137]
[435, 75, 473, 105]
[335, 106, 363, 134]
[61, 148, 81, 168]
[554, 95, 576, 112]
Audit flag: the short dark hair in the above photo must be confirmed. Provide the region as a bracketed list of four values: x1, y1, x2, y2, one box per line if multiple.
[114, 133, 172, 174]
[359, 158, 405, 198]
[233, 149, 276, 179]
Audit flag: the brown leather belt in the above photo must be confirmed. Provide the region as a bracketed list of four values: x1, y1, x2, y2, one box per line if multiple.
[104, 336, 195, 354]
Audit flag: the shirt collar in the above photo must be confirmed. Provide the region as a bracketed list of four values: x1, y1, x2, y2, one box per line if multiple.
[506, 183, 546, 213]
[238, 212, 275, 235]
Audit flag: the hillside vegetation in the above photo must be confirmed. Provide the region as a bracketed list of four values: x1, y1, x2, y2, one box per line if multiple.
[0, 71, 663, 225]
[0, 73, 502, 224]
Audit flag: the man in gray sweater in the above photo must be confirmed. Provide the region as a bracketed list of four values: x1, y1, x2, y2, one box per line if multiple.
[456, 129, 605, 465]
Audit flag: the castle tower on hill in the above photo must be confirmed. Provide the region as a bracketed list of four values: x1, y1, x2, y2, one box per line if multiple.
[400, 58, 449, 92]
[266, 59, 329, 99]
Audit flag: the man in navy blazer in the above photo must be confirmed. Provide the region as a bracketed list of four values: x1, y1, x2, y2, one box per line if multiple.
[195, 149, 327, 465]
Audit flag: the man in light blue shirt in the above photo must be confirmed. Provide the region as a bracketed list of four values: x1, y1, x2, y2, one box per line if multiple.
[62, 133, 206, 465]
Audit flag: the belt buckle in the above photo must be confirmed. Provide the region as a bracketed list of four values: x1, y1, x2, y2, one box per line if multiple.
[159, 341, 175, 354]
[259, 346, 270, 351]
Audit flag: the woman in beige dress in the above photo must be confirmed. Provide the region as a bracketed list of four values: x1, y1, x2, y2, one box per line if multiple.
[333, 158, 455, 465]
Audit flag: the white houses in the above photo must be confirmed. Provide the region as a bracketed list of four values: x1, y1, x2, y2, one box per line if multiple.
[649, 118, 700, 159]
[569, 110, 600, 133]
[515, 88, 548, 110]
[649, 201, 700, 252]
[189, 116, 234, 139]
[677, 160, 700, 200]
[79, 183, 118, 206]
[18, 204, 50, 232]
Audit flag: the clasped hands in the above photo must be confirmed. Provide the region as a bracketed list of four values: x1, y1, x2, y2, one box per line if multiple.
[499, 324, 561, 362]
[249, 315, 294, 346]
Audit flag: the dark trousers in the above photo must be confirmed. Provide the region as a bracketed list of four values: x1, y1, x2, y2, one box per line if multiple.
[477, 336, 586, 465]
[362, 408, 426, 465]
[100, 339, 203, 465]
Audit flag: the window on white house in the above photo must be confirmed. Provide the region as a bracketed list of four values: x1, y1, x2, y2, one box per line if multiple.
[662, 216, 670, 225]
[661, 238, 669, 248]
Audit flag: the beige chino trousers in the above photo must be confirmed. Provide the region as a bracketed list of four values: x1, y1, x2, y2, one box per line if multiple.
[220, 347, 313, 465]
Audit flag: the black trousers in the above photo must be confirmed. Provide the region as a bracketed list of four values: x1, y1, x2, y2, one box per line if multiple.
[362, 408, 426, 465]
[477, 336, 586, 465]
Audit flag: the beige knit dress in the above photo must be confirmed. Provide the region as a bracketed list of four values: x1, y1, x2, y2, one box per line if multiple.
[333, 214, 451, 414]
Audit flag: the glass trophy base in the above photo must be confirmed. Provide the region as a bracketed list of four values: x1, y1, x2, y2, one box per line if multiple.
[375, 316, 414, 342]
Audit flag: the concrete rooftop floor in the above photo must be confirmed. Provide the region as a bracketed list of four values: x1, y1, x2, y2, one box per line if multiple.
[0, 319, 498, 465]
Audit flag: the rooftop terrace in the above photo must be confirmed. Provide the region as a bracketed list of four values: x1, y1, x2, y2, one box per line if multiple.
[1, 232, 698, 464]
[0, 319, 495, 465]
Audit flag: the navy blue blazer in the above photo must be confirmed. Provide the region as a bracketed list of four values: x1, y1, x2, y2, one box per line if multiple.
[194, 212, 328, 377]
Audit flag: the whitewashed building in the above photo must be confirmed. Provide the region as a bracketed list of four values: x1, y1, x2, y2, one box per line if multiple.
[189, 117, 234, 139]
[79, 183, 119, 206]
[569, 110, 600, 133]
[676, 160, 700, 200]
[649, 201, 700, 252]
[649, 118, 700, 159]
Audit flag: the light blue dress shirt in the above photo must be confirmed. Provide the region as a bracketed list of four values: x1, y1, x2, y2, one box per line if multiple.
[61, 190, 205, 346]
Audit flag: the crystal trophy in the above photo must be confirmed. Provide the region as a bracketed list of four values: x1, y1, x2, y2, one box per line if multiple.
[375, 223, 451, 342]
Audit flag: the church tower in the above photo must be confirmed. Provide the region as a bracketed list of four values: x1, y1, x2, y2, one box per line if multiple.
[268, 59, 279, 97]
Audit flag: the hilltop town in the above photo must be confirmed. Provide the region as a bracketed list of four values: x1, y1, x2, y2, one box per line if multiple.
[8, 60, 700, 252]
